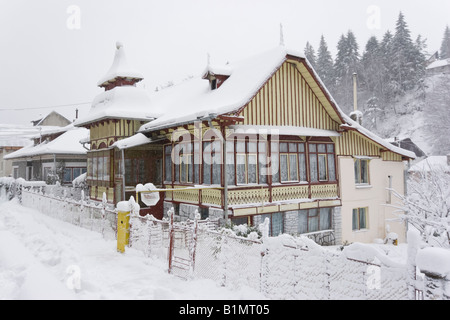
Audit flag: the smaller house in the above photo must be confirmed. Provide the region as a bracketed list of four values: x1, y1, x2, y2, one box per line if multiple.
[4, 125, 89, 184]
[408, 155, 450, 176]
[31, 111, 72, 127]
[426, 58, 450, 76]
[387, 137, 426, 159]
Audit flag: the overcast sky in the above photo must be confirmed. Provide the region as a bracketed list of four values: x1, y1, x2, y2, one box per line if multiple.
[0, 0, 449, 125]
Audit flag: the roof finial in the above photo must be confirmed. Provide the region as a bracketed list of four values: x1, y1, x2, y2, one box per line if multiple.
[279, 23, 285, 46]
[116, 41, 123, 50]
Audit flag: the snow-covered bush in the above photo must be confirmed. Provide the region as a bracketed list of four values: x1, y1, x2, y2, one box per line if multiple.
[392, 166, 450, 248]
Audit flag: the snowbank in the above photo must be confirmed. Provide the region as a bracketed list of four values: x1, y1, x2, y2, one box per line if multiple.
[416, 247, 450, 279]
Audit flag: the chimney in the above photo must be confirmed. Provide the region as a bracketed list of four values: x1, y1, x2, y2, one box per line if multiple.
[75, 108, 78, 120]
[349, 73, 363, 125]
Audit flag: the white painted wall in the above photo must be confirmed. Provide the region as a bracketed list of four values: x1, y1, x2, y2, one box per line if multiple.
[338, 156, 407, 244]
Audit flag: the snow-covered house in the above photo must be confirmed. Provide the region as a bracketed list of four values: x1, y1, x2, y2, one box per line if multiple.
[4, 125, 89, 184]
[426, 58, 450, 76]
[31, 111, 72, 127]
[76, 43, 415, 245]
[408, 155, 450, 175]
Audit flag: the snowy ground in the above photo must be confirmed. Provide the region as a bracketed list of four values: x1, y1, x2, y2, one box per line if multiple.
[0, 199, 265, 300]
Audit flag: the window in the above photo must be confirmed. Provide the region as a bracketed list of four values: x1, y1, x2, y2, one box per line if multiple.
[354, 158, 369, 184]
[309, 143, 336, 182]
[203, 140, 221, 185]
[352, 207, 368, 230]
[236, 140, 261, 185]
[298, 207, 333, 234]
[164, 145, 172, 182]
[88, 151, 111, 184]
[260, 212, 284, 236]
[63, 167, 87, 184]
[273, 141, 306, 183]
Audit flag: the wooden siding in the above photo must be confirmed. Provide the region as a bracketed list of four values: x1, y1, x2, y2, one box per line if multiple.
[240, 61, 340, 131]
[336, 131, 380, 157]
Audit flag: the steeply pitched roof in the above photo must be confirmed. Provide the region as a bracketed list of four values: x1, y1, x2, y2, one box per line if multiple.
[136, 46, 414, 159]
[97, 42, 144, 87]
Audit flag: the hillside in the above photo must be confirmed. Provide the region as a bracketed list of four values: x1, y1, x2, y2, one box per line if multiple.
[357, 72, 450, 158]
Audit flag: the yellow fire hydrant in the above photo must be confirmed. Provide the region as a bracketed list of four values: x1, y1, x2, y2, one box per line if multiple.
[117, 201, 131, 253]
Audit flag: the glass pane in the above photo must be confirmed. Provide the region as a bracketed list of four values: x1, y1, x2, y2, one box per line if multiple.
[271, 142, 279, 153]
[328, 154, 336, 181]
[318, 144, 326, 153]
[280, 143, 288, 152]
[361, 160, 369, 184]
[248, 142, 257, 153]
[63, 168, 72, 183]
[188, 155, 193, 182]
[236, 154, 246, 184]
[298, 143, 305, 153]
[138, 159, 145, 183]
[165, 145, 172, 155]
[280, 154, 288, 182]
[299, 154, 307, 181]
[289, 143, 297, 152]
[359, 208, 367, 229]
[298, 210, 308, 234]
[73, 168, 81, 179]
[308, 209, 319, 232]
[104, 157, 110, 182]
[352, 209, 358, 230]
[98, 156, 104, 181]
[203, 163, 211, 184]
[258, 141, 266, 153]
[236, 141, 245, 153]
[92, 157, 98, 180]
[318, 154, 327, 181]
[212, 163, 221, 185]
[247, 155, 257, 184]
[271, 153, 279, 183]
[258, 153, 267, 184]
[327, 144, 334, 153]
[165, 155, 172, 181]
[309, 154, 318, 182]
[354, 160, 361, 184]
[125, 159, 132, 184]
[272, 212, 284, 236]
[319, 208, 331, 230]
[181, 159, 187, 182]
[289, 154, 298, 181]
[226, 140, 234, 152]
[226, 153, 235, 185]
[309, 144, 316, 153]
[194, 164, 199, 184]
[174, 163, 180, 182]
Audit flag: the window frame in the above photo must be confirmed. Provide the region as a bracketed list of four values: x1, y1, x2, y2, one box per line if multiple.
[354, 158, 370, 185]
[352, 207, 368, 231]
[308, 143, 336, 183]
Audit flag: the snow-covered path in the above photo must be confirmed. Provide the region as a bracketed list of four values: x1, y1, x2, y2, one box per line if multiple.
[0, 199, 265, 300]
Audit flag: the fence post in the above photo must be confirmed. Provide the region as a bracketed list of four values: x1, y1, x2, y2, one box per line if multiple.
[167, 207, 175, 274]
[189, 210, 200, 277]
[416, 247, 450, 300]
[116, 201, 131, 253]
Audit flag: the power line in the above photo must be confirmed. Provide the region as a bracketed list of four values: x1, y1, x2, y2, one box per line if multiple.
[0, 101, 91, 111]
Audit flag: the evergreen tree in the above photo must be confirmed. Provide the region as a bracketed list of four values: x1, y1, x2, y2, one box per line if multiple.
[315, 35, 335, 91]
[333, 31, 361, 111]
[440, 25, 450, 59]
[390, 12, 424, 94]
[361, 36, 381, 94]
[304, 42, 317, 69]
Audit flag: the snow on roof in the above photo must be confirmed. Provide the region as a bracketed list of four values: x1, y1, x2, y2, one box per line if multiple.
[229, 125, 341, 137]
[426, 59, 450, 70]
[134, 45, 413, 159]
[4, 128, 89, 160]
[111, 133, 152, 150]
[139, 46, 304, 132]
[97, 42, 144, 87]
[74, 86, 159, 127]
[0, 124, 59, 148]
[408, 156, 449, 172]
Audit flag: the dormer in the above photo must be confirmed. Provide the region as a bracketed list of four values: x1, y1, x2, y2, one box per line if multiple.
[97, 42, 144, 91]
[202, 63, 232, 90]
